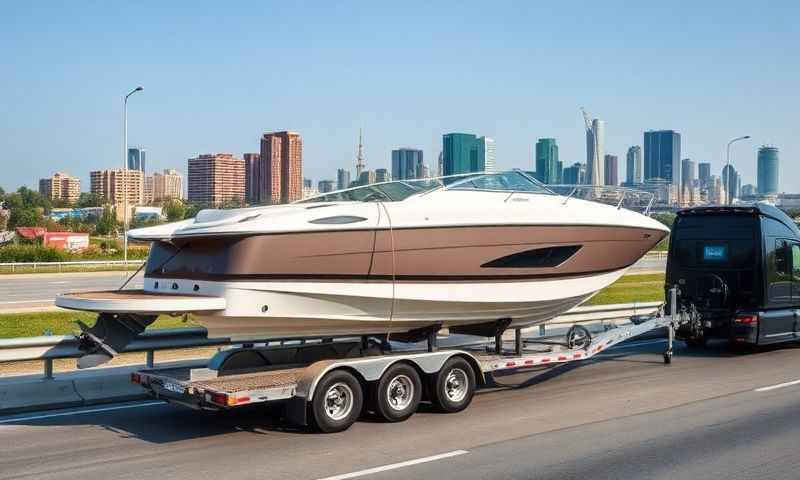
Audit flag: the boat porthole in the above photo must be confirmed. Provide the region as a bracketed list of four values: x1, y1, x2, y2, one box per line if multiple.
[193, 284, 200, 292]
[154, 281, 159, 289]
[261, 305, 269, 313]
[171, 283, 179, 290]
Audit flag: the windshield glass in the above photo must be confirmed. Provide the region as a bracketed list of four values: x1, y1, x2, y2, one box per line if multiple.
[298, 170, 553, 203]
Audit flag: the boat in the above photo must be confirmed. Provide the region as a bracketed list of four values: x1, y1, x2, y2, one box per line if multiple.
[56, 170, 669, 366]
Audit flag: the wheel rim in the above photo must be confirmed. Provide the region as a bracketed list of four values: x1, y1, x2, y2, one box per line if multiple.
[444, 368, 468, 403]
[324, 382, 354, 421]
[386, 374, 414, 411]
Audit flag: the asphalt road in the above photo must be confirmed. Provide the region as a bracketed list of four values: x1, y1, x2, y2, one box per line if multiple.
[1, 339, 799, 480]
[0, 271, 143, 311]
[0, 256, 665, 312]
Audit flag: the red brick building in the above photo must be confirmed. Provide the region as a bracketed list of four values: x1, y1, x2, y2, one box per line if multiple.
[187, 154, 245, 206]
[256, 131, 303, 205]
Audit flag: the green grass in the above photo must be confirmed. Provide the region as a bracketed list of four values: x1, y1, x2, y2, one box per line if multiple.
[584, 273, 665, 306]
[0, 311, 196, 339]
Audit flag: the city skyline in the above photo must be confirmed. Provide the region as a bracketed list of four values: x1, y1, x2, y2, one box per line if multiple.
[1, 2, 796, 194]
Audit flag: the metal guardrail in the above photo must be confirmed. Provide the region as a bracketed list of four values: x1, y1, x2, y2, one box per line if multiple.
[0, 259, 145, 273]
[0, 302, 662, 379]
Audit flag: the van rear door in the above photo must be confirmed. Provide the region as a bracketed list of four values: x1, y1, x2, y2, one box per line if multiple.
[792, 242, 800, 338]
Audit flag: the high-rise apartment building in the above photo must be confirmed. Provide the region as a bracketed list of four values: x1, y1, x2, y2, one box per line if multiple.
[90, 169, 144, 206]
[721, 164, 740, 202]
[625, 146, 642, 185]
[257, 131, 303, 205]
[585, 119, 605, 186]
[337, 168, 351, 190]
[375, 169, 390, 183]
[143, 176, 154, 204]
[535, 138, 559, 184]
[644, 130, 681, 186]
[562, 163, 586, 185]
[604, 155, 618, 186]
[187, 153, 245, 206]
[391, 148, 425, 180]
[698, 162, 711, 188]
[243, 153, 260, 204]
[681, 158, 696, 191]
[152, 169, 183, 201]
[357, 170, 377, 186]
[442, 133, 494, 175]
[39, 172, 81, 204]
[757, 146, 779, 195]
[128, 147, 146, 174]
[318, 180, 335, 193]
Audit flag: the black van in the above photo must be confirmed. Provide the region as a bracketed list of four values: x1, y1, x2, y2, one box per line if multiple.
[666, 204, 800, 347]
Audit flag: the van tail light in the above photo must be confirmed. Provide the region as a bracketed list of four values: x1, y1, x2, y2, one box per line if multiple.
[734, 314, 759, 325]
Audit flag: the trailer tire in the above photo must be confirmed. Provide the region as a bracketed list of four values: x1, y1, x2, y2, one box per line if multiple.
[374, 363, 422, 422]
[311, 370, 363, 433]
[430, 357, 476, 413]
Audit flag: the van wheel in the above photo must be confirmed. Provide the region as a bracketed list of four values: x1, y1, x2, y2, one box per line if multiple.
[430, 357, 476, 413]
[374, 363, 422, 422]
[311, 370, 363, 433]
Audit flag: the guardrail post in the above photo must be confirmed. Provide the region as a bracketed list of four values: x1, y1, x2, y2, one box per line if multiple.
[146, 350, 154, 368]
[43, 359, 53, 379]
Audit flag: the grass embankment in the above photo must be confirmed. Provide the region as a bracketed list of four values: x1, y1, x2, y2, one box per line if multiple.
[584, 273, 665, 305]
[0, 311, 196, 339]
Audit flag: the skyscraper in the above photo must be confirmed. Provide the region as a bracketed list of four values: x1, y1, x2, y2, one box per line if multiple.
[355, 129, 365, 178]
[375, 168, 390, 183]
[391, 148, 424, 180]
[681, 158, 696, 191]
[258, 131, 303, 205]
[698, 162, 711, 188]
[243, 153, 260, 204]
[721, 164, 740, 202]
[625, 146, 642, 185]
[337, 168, 351, 190]
[584, 118, 605, 185]
[187, 154, 245, 206]
[318, 180, 335, 193]
[562, 163, 586, 184]
[643, 130, 681, 186]
[442, 133, 494, 175]
[757, 146, 779, 195]
[604, 155, 618, 186]
[535, 138, 559, 184]
[127, 147, 146, 174]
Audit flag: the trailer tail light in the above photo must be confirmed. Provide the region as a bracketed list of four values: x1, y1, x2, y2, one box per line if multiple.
[734, 314, 759, 325]
[206, 392, 229, 406]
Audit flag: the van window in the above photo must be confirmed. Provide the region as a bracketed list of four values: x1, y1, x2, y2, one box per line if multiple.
[769, 239, 792, 303]
[793, 243, 800, 281]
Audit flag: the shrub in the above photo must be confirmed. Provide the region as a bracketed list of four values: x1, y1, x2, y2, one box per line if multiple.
[0, 245, 69, 263]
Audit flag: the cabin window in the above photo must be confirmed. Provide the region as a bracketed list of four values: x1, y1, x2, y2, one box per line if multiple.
[775, 240, 789, 276]
[481, 245, 581, 268]
[793, 243, 800, 281]
[769, 239, 792, 304]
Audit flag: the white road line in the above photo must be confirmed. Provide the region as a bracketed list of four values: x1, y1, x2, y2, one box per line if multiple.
[0, 401, 165, 424]
[0, 299, 54, 304]
[316, 450, 469, 480]
[755, 379, 800, 392]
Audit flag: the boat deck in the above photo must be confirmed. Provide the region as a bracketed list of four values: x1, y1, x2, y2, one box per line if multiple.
[55, 289, 226, 314]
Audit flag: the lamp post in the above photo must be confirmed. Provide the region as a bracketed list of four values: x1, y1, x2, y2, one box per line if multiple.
[123, 86, 143, 268]
[724, 135, 750, 205]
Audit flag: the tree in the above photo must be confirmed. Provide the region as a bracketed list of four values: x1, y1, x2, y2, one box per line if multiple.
[95, 205, 119, 236]
[183, 202, 205, 219]
[76, 192, 105, 208]
[651, 212, 676, 229]
[162, 199, 187, 222]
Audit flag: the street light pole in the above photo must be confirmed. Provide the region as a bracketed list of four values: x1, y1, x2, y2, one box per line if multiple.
[123, 86, 143, 269]
[724, 135, 750, 205]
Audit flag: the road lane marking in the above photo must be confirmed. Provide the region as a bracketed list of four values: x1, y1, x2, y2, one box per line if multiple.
[755, 379, 800, 392]
[0, 401, 165, 424]
[0, 299, 54, 304]
[316, 450, 469, 480]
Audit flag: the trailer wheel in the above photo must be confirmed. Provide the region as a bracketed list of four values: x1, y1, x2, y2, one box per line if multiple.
[430, 357, 476, 413]
[311, 370, 363, 433]
[374, 363, 422, 422]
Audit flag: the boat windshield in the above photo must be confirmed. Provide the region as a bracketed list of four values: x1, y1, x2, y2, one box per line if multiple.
[298, 170, 553, 203]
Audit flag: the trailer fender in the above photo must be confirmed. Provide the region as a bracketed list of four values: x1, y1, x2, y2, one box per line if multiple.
[297, 350, 484, 401]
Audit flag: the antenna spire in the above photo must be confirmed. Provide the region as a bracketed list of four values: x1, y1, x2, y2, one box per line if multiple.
[356, 128, 365, 177]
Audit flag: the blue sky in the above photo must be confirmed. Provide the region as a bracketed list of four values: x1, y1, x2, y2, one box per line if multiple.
[1, 1, 798, 192]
